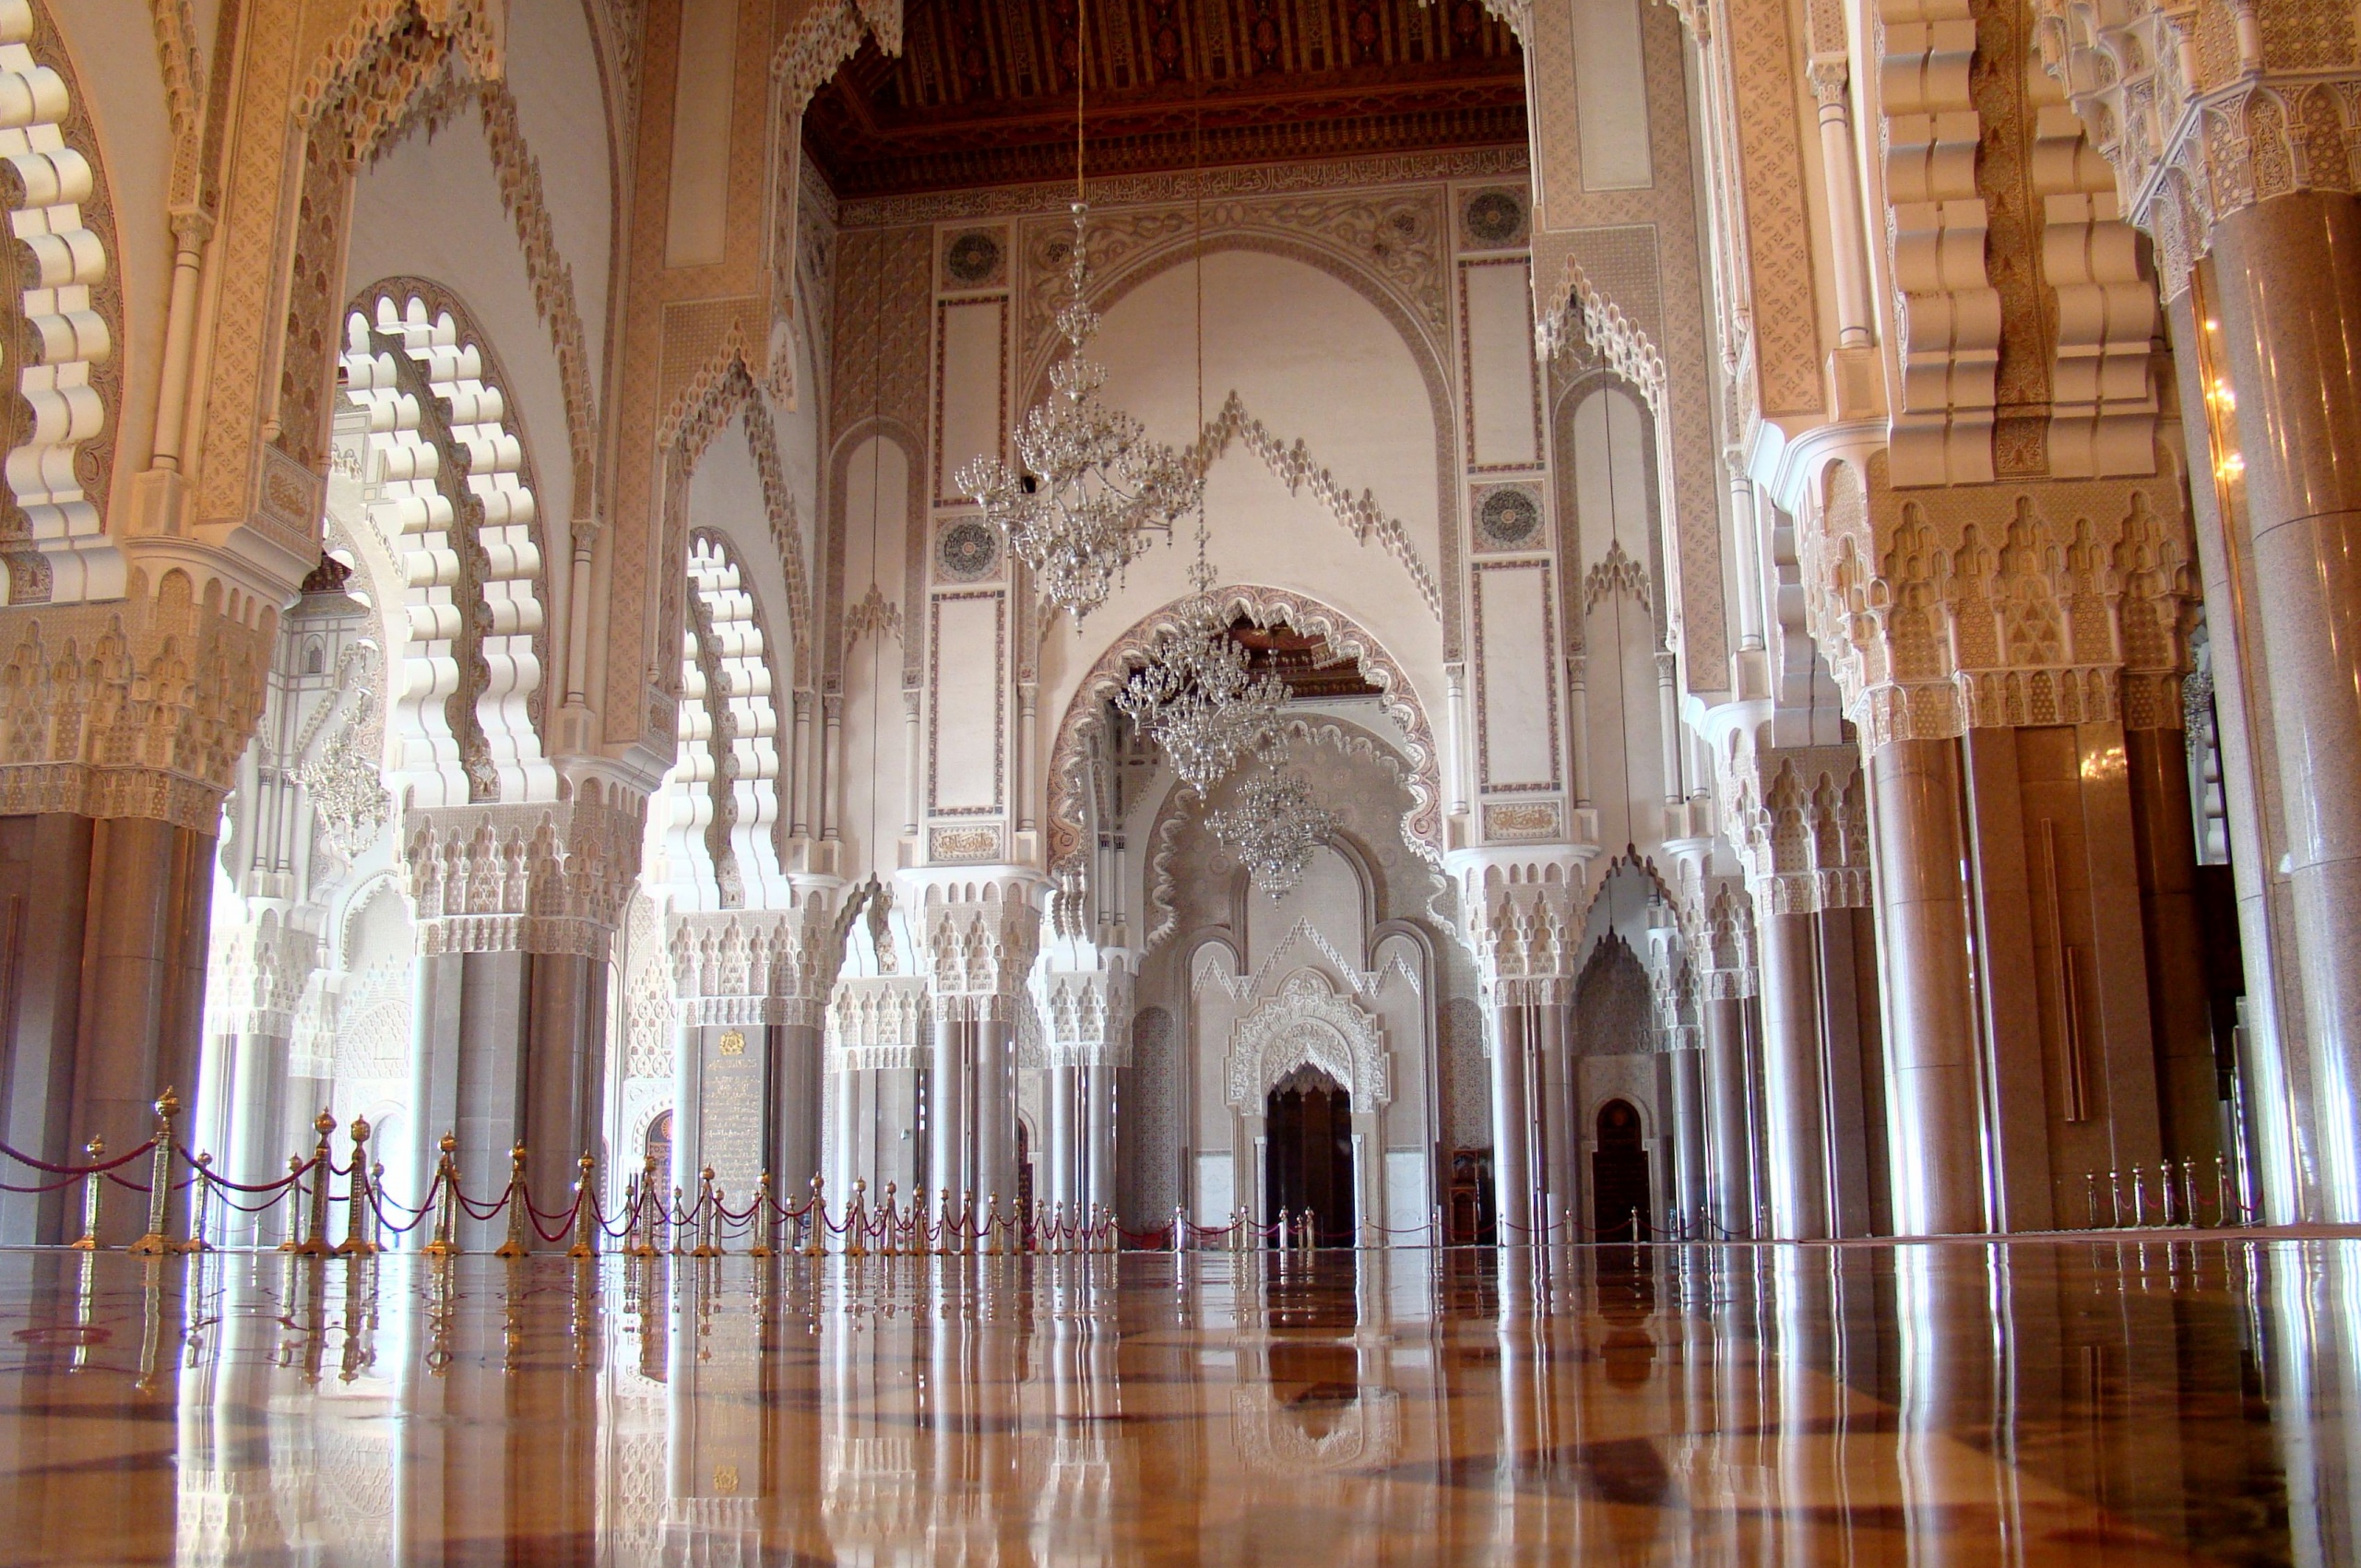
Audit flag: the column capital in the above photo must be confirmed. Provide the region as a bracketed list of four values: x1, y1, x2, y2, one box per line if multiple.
[402, 781, 648, 960]
[669, 896, 842, 1028]
[2035, 0, 2361, 293]
[0, 586, 271, 833]
[1714, 732, 1874, 916]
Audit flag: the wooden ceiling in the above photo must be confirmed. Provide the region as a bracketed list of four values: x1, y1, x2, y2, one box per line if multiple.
[803, 0, 1525, 197]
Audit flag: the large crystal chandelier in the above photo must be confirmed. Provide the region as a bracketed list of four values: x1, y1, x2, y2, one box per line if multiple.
[953, 0, 1200, 624]
[1112, 565, 1287, 796]
[1209, 755, 1337, 898]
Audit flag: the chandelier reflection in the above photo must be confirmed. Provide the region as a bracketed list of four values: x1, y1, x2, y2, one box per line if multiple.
[1210, 755, 1337, 898]
[955, 206, 1203, 624]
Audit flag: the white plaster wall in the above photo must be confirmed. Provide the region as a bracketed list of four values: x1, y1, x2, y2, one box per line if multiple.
[348, 103, 578, 563]
[837, 434, 913, 872]
[1034, 251, 1447, 778]
[503, 0, 612, 389]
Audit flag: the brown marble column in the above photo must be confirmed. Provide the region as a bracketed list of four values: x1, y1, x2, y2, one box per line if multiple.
[2125, 725, 2225, 1172]
[1487, 1002, 1533, 1244]
[1665, 1043, 1708, 1233]
[0, 814, 92, 1244]
[770, 1020, 823, 1193]
[2208, 192, 2361, 1218]
[1756, 907, 1831, 1240]
[0, 816, 213, 1244]
[1702, 992, 1756, 1235]
[1869, 736, 1987, 1234]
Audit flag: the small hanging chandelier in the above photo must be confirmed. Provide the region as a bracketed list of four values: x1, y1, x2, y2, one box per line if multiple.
[1113, 567, 1287, 797]
[952, 0, 1198, 624]
[1209, 754, 1338, 898]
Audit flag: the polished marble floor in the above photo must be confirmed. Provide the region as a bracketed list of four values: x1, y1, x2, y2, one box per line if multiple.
[0, 1238, 2350, 1564]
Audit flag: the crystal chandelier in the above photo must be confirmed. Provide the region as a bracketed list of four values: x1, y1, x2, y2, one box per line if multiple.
[1113, 566, 1287, 797]
[953, 27, 1202, 626]
[1209, 755, 1337, 898]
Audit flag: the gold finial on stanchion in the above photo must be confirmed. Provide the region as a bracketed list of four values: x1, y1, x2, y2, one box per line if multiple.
[749, 1171, 775, 1257]
[495, 1143, 531, 1258]
[568, 1149, 599, 1260]
[70, 1134, 104, 1250]
[183, 1153, 215, 1253]
[692, 1167, 721, 1256]
[337, 1116, 376, 1256]
[422, 1133, 460, 1257]
[129, 1088, 180, 1255]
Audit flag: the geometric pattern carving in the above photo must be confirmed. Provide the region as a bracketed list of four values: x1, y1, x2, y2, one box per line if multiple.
[1225, 969, 1391, 1110]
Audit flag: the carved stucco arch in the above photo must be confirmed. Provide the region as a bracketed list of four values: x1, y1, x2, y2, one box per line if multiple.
[339, 275, 552, 807]
[1046, 584, 1445, 880]
[1225, 969, 1392, 1111]
[1023, 231, 1464, 656]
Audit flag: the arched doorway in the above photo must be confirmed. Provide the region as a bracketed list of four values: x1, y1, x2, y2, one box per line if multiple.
[645, 1111, 673, 1192]
[1592, 1099, 1650, 1241]
[1266, 1064, 1354, 1247]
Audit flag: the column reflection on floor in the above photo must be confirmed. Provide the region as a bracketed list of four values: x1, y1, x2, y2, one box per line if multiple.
[6, 1245, 2361, 1562]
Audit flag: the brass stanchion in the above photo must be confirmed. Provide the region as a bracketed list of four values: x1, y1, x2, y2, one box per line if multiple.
[749, 1171, 774, 1257]
[495, 1143, 531, 1258]
[129, 1088, 180, 1255]
[668, 1185, 686, 1254]
[626, 1156, 658, 1258]
[879, 1182, 898, 1256]
[70, 1134, 104, 1250]
[337, 1116, 376, 1256]
[278, 1154, 307, 1252]
[422, 1133, 460, 1257]
[568, 1149, 599, 1260]
[295, 1111, 337, 1256]
[692, 1167, 720, 1256]
[184, 1152, 215, 1252]
[803, 1175, 826, 1257]
[845, 1177, 868, 1258]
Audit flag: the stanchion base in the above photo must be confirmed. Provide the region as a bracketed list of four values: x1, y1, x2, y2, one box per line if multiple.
[126, 1234, 170, 1256]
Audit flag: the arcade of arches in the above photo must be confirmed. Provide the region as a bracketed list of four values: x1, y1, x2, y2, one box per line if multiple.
[0, 0, 2358, 1557]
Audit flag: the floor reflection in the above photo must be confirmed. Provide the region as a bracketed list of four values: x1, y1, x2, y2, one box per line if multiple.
[0, 1239, 2343, 1564]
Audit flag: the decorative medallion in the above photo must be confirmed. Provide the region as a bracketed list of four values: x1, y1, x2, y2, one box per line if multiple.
[1474, 484, 1543, 552]
[937, 517, 1002, 581]
[1461, 188, 1527, 250]
[718, 1028, 747, 1056]
[942, 228, 1007, 291]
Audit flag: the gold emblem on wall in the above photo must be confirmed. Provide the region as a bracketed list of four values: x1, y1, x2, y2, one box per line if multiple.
[718, 1029, 746, 1056]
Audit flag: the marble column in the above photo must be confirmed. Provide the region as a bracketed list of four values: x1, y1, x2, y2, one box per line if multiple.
[929, 1015, 965, 1209]
[524, 952, 606, 1218]
[1046, 1063, 1076, 1217]
[1757, 907, 1831, 1240]
[0, 814, 92, 1244]
[1869, 737, 1987, 1234]
[1084, 1062, 1116, 1220]
[1533, 1001, 1573, 1239]
[1703, 992, 1756, 1236]
[770, 1020, 824, 1191]
[1487, 1003, 1533, 1244]
[2209, 193, 2361, 1218]
[1665, 1044, 1708, 1233]
[2125, 725, 2225, 1171]
[975, 1017, 1013, 1220]
[2164, 287, 2307, 1220]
